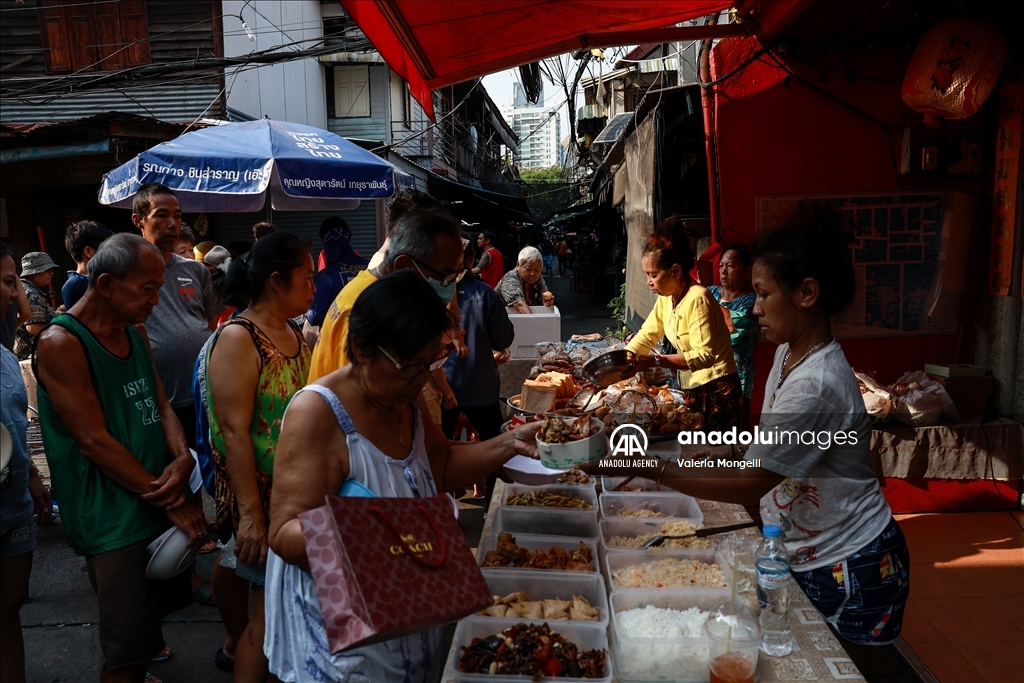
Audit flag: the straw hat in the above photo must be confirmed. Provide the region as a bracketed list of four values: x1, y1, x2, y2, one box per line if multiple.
[20, 252, 58, 276]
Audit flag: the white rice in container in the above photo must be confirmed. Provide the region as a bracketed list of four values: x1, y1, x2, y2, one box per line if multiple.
[614, 605, 711, 680]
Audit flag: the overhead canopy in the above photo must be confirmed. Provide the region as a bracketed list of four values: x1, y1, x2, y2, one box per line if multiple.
[339, 0, 743, 118]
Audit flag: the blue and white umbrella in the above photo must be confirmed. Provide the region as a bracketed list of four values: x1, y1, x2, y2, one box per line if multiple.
[99, 119, 406, 212]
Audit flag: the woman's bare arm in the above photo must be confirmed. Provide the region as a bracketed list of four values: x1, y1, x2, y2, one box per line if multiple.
[208, 324, 266, 565]
[268, 390, 347, 571]
[422, 396, 538, 491]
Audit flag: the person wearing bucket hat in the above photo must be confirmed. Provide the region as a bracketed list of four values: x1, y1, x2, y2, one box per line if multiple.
[14, 252, 57, 361]
[306, 217, 368, 328]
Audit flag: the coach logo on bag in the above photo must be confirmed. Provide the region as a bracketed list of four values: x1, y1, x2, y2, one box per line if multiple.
[389, 534, 435, 556]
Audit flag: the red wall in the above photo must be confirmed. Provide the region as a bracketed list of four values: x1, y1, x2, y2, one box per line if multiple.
[709, 35, 964, 414]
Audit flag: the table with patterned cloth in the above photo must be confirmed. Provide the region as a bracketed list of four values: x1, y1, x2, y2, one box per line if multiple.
[441, 480, 866, 683]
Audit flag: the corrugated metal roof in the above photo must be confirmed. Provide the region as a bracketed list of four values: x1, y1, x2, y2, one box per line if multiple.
[0, 111, 200, 135]
[0, 85, 222, 124]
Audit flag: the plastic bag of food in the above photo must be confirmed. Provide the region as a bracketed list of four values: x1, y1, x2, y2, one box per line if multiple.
[854, 371, 895, 423]
[893, 391, 943, 426]
[891, 371, 958, 422]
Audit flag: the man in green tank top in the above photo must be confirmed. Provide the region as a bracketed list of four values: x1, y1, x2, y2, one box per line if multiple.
[35, 233, 206, 681]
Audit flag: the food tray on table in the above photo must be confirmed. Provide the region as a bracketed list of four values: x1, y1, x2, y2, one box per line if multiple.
[502, 484, 598, 509]
[477, 532, 599, 574]
[600, 476, 676, 493]
[494, 505, 599, 539]
[599, 492, 703, 523]
[604, 549, 732, 591]
[599, 518, 712, 552]
[479, 568, 610, 626]
[452, 617, 612, 683]
[609, 588, 754, 683]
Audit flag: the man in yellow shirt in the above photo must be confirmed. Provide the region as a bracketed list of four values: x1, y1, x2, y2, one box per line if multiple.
[307, 210, 465, 382]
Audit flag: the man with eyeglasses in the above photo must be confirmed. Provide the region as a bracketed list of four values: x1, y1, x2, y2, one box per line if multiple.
[307, 208, 466, 383]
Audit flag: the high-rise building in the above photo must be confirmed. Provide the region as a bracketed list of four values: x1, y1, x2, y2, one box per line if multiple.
[501, 85, 562, 169]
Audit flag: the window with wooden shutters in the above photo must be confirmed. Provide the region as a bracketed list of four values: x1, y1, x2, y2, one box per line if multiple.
[334, 65, 371, 118]
[38, 0, 151, 74]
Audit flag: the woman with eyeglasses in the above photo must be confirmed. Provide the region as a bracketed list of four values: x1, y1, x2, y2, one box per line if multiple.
[263, 271, 540, 682]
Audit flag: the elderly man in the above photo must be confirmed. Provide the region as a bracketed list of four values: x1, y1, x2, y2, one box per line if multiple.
[35, 233, 206, 683]
[495, 246, 555, 314]
[132, 183, 220, 448]
[307, 208, 465, 382]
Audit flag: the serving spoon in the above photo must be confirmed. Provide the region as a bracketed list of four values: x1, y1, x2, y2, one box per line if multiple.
[641, 521, 760, 549]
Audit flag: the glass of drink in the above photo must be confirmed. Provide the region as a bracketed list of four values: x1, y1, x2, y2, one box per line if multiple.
[705, 610, 761, 683]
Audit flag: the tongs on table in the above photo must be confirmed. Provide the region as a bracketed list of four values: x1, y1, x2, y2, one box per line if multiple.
[641, 521, 759, 549]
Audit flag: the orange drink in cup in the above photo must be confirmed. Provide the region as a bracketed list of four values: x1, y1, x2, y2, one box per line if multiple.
[705, 610, 760, 683]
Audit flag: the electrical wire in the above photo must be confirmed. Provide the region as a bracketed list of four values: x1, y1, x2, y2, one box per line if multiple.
[371, 81, 481, 153]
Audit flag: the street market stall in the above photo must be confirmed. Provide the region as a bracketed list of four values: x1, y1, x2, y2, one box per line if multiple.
[439, 479, 868, 683]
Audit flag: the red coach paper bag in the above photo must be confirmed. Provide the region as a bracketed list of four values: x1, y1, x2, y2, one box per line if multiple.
[299, 494, 493, 654]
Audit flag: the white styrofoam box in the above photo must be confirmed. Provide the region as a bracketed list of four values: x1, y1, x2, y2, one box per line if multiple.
[506, 305, 561, 358]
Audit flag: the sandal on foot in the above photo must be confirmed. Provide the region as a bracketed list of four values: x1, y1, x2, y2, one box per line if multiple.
[144, 673, 162, 683]
[152, 645, 172, 662]
[215, 647, 235, 673]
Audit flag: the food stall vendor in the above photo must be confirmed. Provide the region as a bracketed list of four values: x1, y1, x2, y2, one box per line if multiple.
[625, 220, 740, 429]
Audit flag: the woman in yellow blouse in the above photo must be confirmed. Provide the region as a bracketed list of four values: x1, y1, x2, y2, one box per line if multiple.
[626, 220, 741, 429]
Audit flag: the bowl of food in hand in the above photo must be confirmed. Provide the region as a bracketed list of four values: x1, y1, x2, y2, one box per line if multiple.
[536, 416, 607, 470]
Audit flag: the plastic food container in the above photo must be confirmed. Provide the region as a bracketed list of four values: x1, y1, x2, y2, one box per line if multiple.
[599, 492, 703, 524]
[599, 517, 709, 552]
[604, 549, 732, 591]
[476, 533, 599, 574]
[452, 617, 612, 683]
[494, 506, 600, 539]
[502, 484, 599, 509]
[479, 568, 610, 626]
[610, 588, 753, 682]
[600, 476, 678, 493]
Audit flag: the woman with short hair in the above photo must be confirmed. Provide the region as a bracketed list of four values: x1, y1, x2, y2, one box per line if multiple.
[264, 271, 540, 682]
[626, 220, 741, 429]
[495, 246, 555, 314]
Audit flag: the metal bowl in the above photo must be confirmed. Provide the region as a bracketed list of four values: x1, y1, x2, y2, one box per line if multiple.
[581, 349, 637, 386]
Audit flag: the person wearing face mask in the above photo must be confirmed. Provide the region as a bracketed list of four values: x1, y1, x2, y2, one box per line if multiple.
[495, 246, 555, 314]
[306, 208, 466, 383]
[306, 218, 369, 328]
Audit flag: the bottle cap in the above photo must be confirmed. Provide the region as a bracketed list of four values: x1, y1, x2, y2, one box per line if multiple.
[763, 525, 781, 537]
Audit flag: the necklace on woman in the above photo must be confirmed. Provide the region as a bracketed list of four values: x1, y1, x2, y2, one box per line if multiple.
[769, 335, 835, 409]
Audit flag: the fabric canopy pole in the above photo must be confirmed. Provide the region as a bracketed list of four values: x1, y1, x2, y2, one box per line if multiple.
[339, 0, 743, 118]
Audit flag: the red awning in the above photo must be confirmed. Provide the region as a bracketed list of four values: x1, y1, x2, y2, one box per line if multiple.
[339, 0, 740, 119]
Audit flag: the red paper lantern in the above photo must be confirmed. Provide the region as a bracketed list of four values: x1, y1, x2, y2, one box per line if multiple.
[902, 18, 1007, 127]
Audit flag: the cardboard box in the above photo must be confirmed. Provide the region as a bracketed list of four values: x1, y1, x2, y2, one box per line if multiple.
[506, 305, 561, 358]
[926, 373, 993, 417]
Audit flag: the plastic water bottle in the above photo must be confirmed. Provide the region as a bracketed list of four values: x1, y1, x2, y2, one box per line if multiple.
[755, 525, 793, 656]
